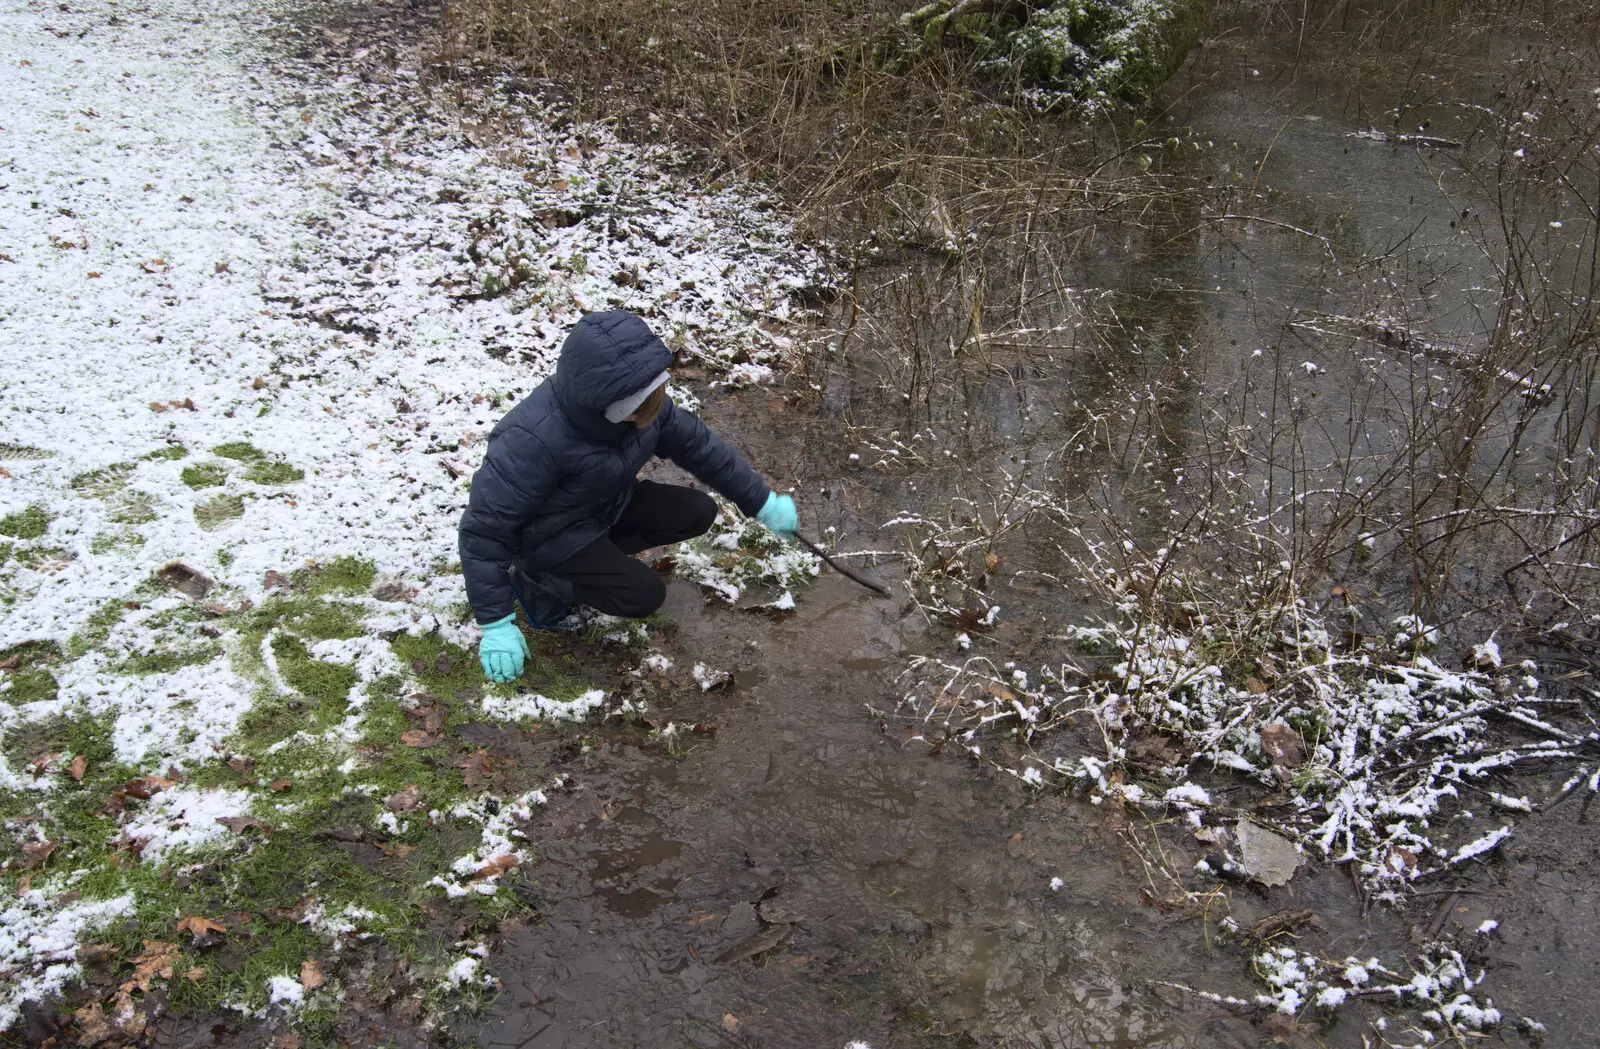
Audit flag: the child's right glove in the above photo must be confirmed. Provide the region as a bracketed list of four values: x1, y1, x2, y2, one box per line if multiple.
[478, 614, 529, 682]
[755, 491, 799, 539]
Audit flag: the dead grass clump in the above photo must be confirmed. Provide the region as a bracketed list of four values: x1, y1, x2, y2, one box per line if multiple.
[439, 0, 1167, 243]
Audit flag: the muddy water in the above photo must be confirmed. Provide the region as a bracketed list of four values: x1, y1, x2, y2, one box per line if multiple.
[466, 575, 1257, 1047]
[467, 26, 1599, 1049]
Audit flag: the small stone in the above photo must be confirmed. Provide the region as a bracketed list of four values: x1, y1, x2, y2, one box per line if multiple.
[371, 580, 417, 603]
[1236, 820, 1302, 887]
[156, 560, 215, 600]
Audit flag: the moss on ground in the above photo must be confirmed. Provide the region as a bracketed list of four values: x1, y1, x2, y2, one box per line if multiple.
[0, 545, 624, 1041]
[0, 504, 53, 540]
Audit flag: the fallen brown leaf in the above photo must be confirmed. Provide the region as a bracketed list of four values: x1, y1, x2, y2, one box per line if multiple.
[1260, 723, 1306, 768]
[123, 940, 180, 993]
[300, 957, 325, 991]
[77, 943, 118, 965]
[183, 965, 206, 983]
[268, 779, 293, 792]
[458, 749, 491, 790]
[19, 840, 55, 869]
[74, 1002, 116, 1046]
[470, 853, 519, 880]
[272, 1033, 305, 1049]
[375, 841, 415, 858]
[259, 894, 314, 924]
[69, 754, 88, 781]
[385, 784, 422, 812]
[215, 816, 269, 836]
[722, 1013, 739, 1033]
[983, 680, 1016, 703]
[16, 872, 31, 897]
[120, 774, 174, 799]
[228, 756, 255, 783]
[0, 653, 20, 670]
[400, 729, 439, 748]
[176, 915, 226, 938]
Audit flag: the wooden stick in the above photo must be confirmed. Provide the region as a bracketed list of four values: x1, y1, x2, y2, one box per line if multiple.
[793, 531, 890, 596]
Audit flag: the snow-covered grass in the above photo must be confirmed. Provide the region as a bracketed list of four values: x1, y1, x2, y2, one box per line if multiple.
[670, 496, 820, 603]
[0, 0, 824, 1035]
[1166, 935, 1506, 1047]
[897, 556, 1575, 1039]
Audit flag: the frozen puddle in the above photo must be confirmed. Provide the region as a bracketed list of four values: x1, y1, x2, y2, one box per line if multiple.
[0, 0, 821, 1031]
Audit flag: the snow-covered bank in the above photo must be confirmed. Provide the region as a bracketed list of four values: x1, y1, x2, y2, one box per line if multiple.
[0, 0, 824, 1031]
[0, 0, 821, 648]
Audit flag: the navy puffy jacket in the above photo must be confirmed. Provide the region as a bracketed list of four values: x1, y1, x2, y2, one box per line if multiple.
[459, 311, 771, 624]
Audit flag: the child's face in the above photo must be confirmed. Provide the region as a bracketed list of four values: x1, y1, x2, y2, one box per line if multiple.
[627, 385, 666, 427]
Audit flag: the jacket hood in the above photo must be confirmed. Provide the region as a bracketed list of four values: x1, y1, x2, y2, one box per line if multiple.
[551, 311, 674, 441]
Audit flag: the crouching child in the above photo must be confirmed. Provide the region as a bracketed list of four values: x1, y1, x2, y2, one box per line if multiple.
[458, 310, 798, 683]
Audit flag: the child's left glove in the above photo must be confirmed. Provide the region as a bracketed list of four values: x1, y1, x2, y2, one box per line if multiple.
[755, 491, 799, 539]
[478, 614, 529, 682]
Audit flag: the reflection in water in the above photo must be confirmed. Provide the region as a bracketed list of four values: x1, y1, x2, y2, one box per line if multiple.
[464, 577, 1214, 1048]
[464, 21, 1597, 1049]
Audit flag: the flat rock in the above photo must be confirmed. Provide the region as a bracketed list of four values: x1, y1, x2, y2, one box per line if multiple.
[1236, 820, 1302, 886]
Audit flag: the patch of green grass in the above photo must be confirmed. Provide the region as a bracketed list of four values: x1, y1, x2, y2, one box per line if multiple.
[273, 634, 359, 713]
[140, 444, 188, 461]
[216, 550, 234, 568]
[283, 599, 365, 642]
[0, 504, 53, 540]
[110, 643, 222, 676]
[180, 462, 229, 490]
[70, 463, 135, 498]
[388, 632, 482, 701]
[195, 494, 245, 531]
[90, 530, 141, 555]
[6, 544, 71, 570]
[244, 460, 305, 486]
[110, 490, 158, 525]
[65, 829, 411, 1017]
[0, 640, 62, 705]
[295, 557, 376, 597]
[211, 441, 264, 461]
[0, 442, 53, 460]
[68, 600, 127, 658]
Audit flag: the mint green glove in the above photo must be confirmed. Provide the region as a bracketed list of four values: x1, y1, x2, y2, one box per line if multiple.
[755, 491, 798, 539]
[478, 614, 529, 683]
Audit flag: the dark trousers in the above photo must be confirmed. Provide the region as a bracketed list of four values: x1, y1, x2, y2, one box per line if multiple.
[534, 481, 717, 619]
